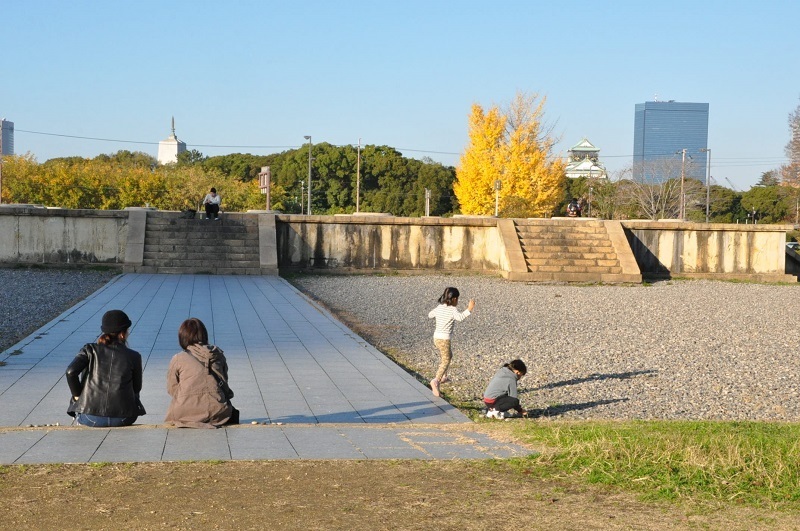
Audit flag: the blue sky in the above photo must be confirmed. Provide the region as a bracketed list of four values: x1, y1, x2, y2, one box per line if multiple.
[2, 0, 798, 191]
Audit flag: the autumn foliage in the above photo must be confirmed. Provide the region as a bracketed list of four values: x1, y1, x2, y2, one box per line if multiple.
[455, 92, 565, 217]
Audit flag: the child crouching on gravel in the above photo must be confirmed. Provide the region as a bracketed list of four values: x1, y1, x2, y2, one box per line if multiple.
[483, 359, 528, 419]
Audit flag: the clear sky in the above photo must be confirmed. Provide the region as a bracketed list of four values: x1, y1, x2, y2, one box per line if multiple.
[2, 0, 798, 191]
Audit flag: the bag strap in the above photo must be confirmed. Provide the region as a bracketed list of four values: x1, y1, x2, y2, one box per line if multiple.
[184, 348, 234, 399]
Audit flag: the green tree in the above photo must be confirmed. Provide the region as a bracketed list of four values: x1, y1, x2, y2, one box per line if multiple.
[177, 149, 207, 166]
[741, 185, 791, 223]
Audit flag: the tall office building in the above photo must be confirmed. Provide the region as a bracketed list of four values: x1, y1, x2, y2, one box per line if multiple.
[633, 101, 709, 181]
[0, 119, 14, 156]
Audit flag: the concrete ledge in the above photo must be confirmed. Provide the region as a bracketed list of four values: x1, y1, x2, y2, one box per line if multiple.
[123, 210, 146, 267]
[604, 220, 642, 281]
[258, 213, 278, 275]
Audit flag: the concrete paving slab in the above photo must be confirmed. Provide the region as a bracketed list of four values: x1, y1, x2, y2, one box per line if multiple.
[0, 274, 534, 463]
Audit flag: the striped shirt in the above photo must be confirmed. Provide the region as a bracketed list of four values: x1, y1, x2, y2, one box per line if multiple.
[428, 304, 471, 340]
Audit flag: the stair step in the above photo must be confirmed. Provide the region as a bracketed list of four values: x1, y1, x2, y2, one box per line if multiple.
[520, 245, 615, 254]
[143, 251, 259, 261]
[527, 265, 623, 274]
[522, 251, 617, 260]
[505, 271, 641, 283]
[516, 225, 607, 235]
[524, 258, 619, 267]
[521, 239, 614, 249]
[142, 258, 261, 267]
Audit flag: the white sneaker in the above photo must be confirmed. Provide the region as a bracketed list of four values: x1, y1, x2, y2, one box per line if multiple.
[486, 409, 501, 419]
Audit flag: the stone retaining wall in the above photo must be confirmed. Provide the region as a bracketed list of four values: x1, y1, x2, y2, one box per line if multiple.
[0, 207, 794, 282]
[622, 220, 795, 282]
[275, 214, 508, 273]
[0, 206, 128, 266]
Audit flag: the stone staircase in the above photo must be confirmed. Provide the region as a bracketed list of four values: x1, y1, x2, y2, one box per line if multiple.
[125, 211, 263, 274]
[499, 218, 642, 283]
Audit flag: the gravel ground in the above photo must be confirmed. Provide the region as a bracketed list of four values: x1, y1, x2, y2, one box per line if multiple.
[5, 269, 800, 422]
[292, 274, 800, 421]
[0, 268, 118, 353]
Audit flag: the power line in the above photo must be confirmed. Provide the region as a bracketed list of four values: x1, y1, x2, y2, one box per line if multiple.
[15, 128, 792, 164]
[16, 128, 459, 155]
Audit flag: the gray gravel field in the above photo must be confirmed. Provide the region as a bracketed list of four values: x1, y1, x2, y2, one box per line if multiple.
[292, 274, 800, 421]
[0, 268, 118, 353]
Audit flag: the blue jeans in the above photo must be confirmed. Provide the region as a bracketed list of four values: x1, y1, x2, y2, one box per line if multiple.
[76, 413, 137, 427]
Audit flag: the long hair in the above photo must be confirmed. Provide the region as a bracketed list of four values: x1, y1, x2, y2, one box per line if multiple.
[504, 359, 527, 376]
[97, 331, 127, 346]
[179, 318, 209, 349]
[437, 287, 460, 306]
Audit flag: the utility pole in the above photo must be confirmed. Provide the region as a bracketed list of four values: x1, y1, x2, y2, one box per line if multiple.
[299, 181, 304, 215]
[494, 179, 502, 217]
[425, 188, 431, 216]
[700, 148, 711, 223]
[304, 136, 312, 215]
[677, 149, 687, 220]
[356, 138, 361, 213]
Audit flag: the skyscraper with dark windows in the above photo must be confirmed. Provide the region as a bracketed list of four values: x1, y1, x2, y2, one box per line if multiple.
[0, 119, 13, 156]
[633, 101, 709, 182]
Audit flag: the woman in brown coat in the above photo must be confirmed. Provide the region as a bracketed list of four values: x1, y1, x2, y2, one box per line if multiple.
[165, 318, 238, 428]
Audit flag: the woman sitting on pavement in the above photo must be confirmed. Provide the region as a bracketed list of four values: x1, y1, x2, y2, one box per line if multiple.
[164, 318, 238, 428]
[483, 359, 528, 419]
[66, 310, 144, 427]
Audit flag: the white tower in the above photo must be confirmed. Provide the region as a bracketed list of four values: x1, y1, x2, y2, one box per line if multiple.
[157, 117, 186, 164]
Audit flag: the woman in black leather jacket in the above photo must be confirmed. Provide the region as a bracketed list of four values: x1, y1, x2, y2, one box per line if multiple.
[66, 310, 144, 427]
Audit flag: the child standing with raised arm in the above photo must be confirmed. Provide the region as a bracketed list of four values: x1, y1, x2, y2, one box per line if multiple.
[428, 287, 475, 397]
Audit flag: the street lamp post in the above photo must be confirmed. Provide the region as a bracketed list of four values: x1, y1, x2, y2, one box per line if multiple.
[699, 148, 711, 223]
[356, 138, 361, 213]
[0, 154, 4, 205]
[304, 136, 312, 215]
[677, 149, 687, 220]
[298, 181, 304, 215]
[494, 179, 501, 217]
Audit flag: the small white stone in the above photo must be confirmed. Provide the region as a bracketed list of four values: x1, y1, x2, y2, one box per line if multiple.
[251, 421, 258, 425]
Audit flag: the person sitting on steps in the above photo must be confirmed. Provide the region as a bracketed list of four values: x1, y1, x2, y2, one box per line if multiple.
[202, 187, 221, 220]
[566, 197, 582, 217]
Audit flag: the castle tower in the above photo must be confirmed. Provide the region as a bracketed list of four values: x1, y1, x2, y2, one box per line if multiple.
[157, 117, 187, 164]
[564, 138, 607, 179]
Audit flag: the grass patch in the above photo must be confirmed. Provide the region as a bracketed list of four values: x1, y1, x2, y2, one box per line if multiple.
[506, 420, 800, 509]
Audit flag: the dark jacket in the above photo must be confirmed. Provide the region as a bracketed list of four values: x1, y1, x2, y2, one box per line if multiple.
[165, 344, 233, 428]
[66, 342, 144, 418]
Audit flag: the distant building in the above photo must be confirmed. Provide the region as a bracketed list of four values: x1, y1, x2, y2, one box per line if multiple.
[157, 117, 186, 164]
[0, 119, 14, 156]
[564, 138, 607, 179]
[633, 100, 709, 181]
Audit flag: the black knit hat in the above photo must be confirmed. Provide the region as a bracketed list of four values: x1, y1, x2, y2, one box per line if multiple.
[101, 310, 132, 334]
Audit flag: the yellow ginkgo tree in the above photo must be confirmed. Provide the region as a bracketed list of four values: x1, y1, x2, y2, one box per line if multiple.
[455, 92, 565, 217]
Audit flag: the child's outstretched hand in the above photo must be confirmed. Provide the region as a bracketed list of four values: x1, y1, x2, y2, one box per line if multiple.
[467, 299, 475, 312]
